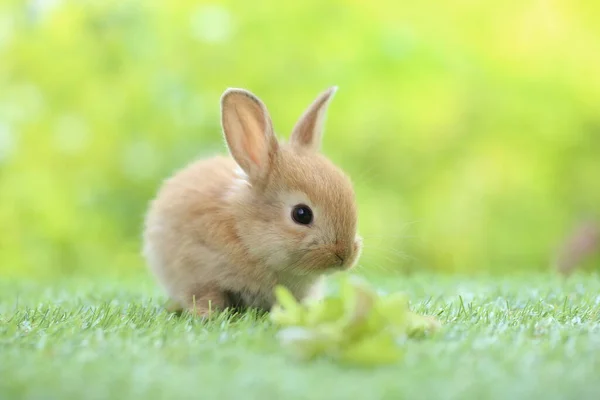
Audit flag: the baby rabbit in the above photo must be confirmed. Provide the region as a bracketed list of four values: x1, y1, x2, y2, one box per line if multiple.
[143, 86, 362, 316]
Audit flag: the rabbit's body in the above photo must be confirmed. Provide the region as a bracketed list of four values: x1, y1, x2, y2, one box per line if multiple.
[144, 156, 324, 311]
[143, 87, 361, 316]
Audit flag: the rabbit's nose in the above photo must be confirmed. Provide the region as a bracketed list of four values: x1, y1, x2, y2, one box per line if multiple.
[334, 243, 350, 265]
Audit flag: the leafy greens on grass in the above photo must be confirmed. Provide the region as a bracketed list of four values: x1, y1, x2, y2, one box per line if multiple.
[271, 275, 440, 365]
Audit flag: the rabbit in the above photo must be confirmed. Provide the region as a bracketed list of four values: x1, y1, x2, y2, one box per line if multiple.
[142, 86, 363, 316]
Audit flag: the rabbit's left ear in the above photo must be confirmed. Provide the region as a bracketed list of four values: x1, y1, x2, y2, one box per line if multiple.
[290, 86, 338, 152]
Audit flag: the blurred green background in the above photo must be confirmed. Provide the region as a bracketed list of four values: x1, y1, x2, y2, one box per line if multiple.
[1, 0, 599, 279]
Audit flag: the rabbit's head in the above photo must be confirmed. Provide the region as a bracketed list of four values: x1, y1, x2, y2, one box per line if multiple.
[221, 87, 362, 276]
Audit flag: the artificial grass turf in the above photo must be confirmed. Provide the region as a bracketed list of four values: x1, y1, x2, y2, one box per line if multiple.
[1, 272, 599, 400]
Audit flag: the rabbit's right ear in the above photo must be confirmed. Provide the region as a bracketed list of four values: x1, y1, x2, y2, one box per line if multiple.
[221, 89, 279, 183]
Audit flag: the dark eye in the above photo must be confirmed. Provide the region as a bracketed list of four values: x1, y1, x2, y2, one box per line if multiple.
[291, 204, 313, 225]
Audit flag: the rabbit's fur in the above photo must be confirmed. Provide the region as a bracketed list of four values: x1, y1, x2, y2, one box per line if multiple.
[143, 87, 362, 316]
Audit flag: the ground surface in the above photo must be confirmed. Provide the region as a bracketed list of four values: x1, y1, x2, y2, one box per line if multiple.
[1, 272, 600, 400]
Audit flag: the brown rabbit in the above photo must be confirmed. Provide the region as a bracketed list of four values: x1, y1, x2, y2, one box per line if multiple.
[142, 87, 362, 316]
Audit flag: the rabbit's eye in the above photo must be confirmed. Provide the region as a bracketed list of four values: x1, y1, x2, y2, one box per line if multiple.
[291, 204, 313, 225]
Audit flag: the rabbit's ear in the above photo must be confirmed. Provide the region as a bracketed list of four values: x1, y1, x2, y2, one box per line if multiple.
[290, 86, 338, 152]
[221, 89, 279, 182]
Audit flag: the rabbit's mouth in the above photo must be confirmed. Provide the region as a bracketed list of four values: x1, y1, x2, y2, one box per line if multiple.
[304, 251, 352, 273]
[282, 239, 361, 274]
[327, 240, 361, 270]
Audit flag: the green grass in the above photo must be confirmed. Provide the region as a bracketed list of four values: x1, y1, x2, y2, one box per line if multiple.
[1, 272, 600, 400]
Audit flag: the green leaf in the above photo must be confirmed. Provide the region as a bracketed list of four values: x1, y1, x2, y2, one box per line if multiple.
[270, 275, 442, 366]
[277, 326, 342, 361]
[406, 313, 441, 338]
[271, 286, 305, 326]
[274, 285, 300, 311]
[376, 292, 410, 333]
[305, 297, 345, 327]
[337, 331, 404, 366]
